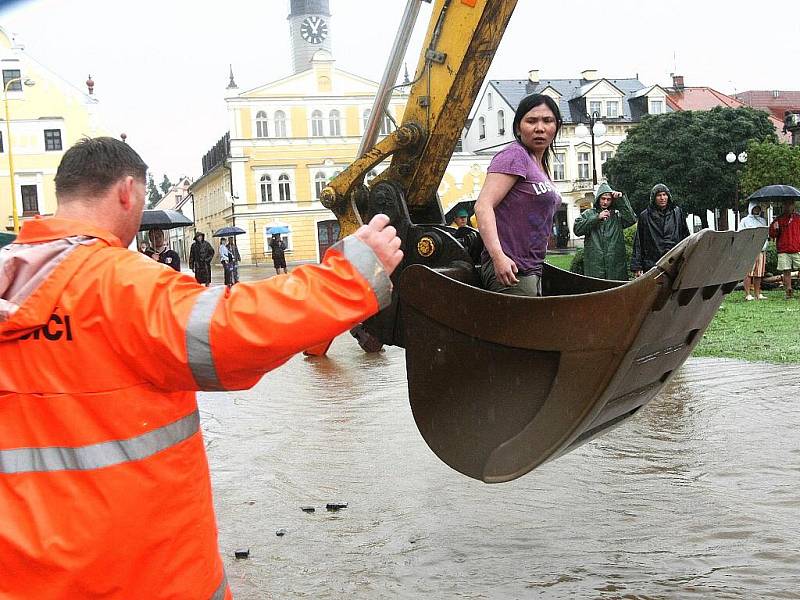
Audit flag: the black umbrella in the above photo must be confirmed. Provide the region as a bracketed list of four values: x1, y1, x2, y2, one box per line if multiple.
[444, 200, 476, 225]
[212, 226, 247, 237]
[747, 185, 800, 202]
[139, 209, 193, 231]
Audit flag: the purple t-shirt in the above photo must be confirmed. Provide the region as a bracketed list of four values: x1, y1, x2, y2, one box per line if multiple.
[481, 141, 562, 276]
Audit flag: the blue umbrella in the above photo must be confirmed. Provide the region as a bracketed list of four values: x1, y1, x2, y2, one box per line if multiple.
[212, 226, 246, 237]
[266, 225, 290, 235]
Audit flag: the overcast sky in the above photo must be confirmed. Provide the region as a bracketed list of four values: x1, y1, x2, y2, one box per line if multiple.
[2, 0, 799, 180]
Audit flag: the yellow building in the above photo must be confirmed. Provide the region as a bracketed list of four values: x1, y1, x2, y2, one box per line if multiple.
[192, 52, 407, 265]
[0, 26, 106, 232]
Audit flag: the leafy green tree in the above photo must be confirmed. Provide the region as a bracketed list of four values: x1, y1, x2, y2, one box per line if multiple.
[159, 174, 173, 195]
[146, 173, 162, 209]
[604, 107, 777, 228]
[740, 140, 800, 196]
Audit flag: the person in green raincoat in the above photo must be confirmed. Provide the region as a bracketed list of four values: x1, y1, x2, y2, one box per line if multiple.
[573, 182, 636, 280]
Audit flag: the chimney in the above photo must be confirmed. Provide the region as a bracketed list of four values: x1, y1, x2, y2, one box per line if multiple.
[581, 69, 598, 81]
[528, 69, 539, 84]
[672, 74, 685, 90]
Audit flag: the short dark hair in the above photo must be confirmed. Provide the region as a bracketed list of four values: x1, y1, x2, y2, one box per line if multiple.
[512, 94, 563, 177]
[55, 137, 148, 199]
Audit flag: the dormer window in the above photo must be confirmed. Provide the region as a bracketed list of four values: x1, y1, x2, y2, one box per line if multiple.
[607, 101, 619, 118]
[650, 100, 664, 115]
[589, 100, 602, 116]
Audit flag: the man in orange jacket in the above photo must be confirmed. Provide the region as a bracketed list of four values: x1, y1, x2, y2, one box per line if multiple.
[0, 137, 402, 599]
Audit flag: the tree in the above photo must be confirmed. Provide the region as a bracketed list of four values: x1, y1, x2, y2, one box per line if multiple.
[146, 173, 163, 209]
[604, 107, 777, 229]
[160, 174, 173, 196]
[740, 140, 800, 196]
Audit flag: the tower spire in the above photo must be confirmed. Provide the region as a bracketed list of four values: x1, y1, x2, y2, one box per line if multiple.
[226, 64, 238, 90]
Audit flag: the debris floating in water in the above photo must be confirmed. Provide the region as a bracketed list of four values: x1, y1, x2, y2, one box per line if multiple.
[276, 528, 287, 537]
[234, 549, 250, 559]
[300, 505, 316, 513]
[326, 502, 348, 511]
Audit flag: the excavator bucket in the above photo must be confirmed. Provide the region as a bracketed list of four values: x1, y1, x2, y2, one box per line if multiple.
[399, 227, 767, 483]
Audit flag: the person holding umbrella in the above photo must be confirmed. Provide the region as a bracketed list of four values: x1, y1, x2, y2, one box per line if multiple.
[269, 229, 289, 275]
[739, 202, 768, 300]
[769, 198, 800, 299]
[188, 232, 214, 286]
[147, 228, 180, 271]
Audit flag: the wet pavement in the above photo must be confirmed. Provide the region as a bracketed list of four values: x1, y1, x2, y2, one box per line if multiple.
[198, 337, 800, 599]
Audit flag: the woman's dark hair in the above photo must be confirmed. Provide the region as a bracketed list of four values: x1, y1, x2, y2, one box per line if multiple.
[512, 93, 563, 177]
[55, 136, 148, 199]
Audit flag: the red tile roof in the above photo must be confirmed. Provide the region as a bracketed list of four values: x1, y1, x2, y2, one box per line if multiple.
[667, 87, 790, 142]
[735, 90, 800, 120]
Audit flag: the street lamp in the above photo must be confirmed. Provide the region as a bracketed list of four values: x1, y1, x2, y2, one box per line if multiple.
[725, 150, 747, 229]
[4, 76, 36, 233]
[575, 111, 607, 186]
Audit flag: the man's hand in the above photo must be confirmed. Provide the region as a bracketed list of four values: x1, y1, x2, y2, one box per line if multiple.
[612, 191, 623, 199]
[354, 214, 403, 275]
[598, 209, 611, 221]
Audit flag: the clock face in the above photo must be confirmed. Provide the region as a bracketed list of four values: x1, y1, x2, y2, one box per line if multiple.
[300, 16, 328, 45]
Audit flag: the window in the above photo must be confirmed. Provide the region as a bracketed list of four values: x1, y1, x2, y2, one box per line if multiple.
[478, 116, 486, 139]
[497, 110, 505, 135]
[362, 109, 371, 132]
[650, 100, 664, 114]
[589, 100, 602, 116]
[21, 185, 38, 214]
[0, 131, 3, 153]
[274, 111, 287, 137]
[311, 110, 324, 137]
[577, 152, 590, 180]
[553, 152, 565, 181]
[256, 111, 269, 138]
[606, 101, 619, 118]
[259, 174, 273, 202]
[314, 171, 327, 199]
[600, 151, 613, 166]
[44, 129, 62, 151]
[278, 173, 291, 201]
[2, 69, 21, 92]
[379, 111, 392, 136]
[328, 109, 341, 136]
[487, 92, 493, 110]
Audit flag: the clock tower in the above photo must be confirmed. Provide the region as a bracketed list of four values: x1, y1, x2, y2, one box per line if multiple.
[288, 0, 332, 74]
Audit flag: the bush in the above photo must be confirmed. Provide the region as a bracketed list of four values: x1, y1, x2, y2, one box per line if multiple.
[765, 240, 777, 275]
[570, 248, 584, 274]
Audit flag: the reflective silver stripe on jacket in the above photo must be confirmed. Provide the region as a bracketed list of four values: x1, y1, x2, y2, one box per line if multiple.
[330, 236, 393, 310]
[186, 285, 226, 390]
[210, 571, 228, 600]
[0, 410, 200, 475]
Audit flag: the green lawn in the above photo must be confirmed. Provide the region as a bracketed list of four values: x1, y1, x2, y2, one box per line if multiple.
[544, 253, 575, 271]
[693, 289, 800, 363]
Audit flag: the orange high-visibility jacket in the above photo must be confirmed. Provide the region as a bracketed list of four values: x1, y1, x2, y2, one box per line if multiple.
[0, 217, 392, 600]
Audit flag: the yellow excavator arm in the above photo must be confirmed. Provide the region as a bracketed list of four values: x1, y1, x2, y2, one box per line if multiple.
[321, 0, 518, 236]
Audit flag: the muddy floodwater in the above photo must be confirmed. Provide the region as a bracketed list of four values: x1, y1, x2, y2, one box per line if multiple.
[199, 338, 800, 599]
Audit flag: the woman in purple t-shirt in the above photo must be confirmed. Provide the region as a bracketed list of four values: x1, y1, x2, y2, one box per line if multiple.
[474, 94, 563, 296]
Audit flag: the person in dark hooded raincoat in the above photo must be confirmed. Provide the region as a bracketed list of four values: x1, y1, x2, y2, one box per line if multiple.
[630, 183, 691, 276]
[188, 232, 215, 286]
[573, 182, 636, 280]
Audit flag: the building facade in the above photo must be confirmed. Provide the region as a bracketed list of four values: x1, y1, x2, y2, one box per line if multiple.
[0, 26, 106, 232]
